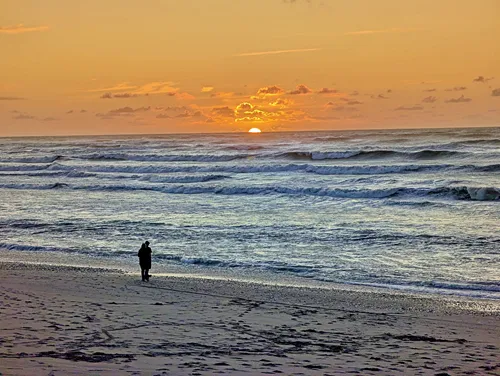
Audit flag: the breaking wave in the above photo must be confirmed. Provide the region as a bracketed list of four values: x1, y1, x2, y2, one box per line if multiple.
[0, 182, 498, 201]
[279, 149, 469, 160]
[0, 148, 488, 165]
[78, 153, 252, 162]
[45, 162, 500, 175]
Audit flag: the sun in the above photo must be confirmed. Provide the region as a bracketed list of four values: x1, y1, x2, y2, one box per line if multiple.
[248, 128, 262, 133]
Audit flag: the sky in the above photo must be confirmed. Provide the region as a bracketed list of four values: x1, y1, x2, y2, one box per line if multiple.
[1, 0, 499, 136]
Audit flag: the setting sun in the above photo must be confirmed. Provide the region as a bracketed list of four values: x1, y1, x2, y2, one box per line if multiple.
[248, 128, 262, 133]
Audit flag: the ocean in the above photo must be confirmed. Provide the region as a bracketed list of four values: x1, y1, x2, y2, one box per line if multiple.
[0, 127, 499, 299]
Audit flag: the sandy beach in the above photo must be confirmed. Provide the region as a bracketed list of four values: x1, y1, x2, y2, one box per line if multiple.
[0, 262, 498, 375]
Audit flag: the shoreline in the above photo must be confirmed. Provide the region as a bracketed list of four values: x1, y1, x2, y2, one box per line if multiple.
[1, 249, 500, 304]
[1, 261, 499, 375]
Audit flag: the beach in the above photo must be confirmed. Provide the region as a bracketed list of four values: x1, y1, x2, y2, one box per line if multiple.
[1, 262, 499, 375]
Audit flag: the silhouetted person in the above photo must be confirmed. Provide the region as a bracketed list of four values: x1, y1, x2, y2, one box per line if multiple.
[138, 241, 152, 281]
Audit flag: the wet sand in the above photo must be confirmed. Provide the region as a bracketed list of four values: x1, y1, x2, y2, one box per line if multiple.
[0, 262, 499, 375]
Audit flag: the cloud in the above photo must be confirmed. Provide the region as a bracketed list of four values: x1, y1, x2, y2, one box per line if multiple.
[289, 84, 312, 95]
[80, 109, 87, 113]
[66, 110, 74, 114]
[269, 98, 291, 108]
[473, 76, 494, 83]
[157, 110, 204, 120]
[211, 106, 235, 117]
[350, 91, 359, 96]
[235, 102, 255, 115]
[109, 106, 150, 114]
[155, 105, 189, 112]
[114, 93, 138, 99]
[445, 86, 467, 92]
[372, 94, 389, 99]
[87, 82, 137, 93]
[0, 96, 24, 100]
[13, 113, 36, 120]
[256, 85, 284, 96]
[347, 100, 363, 105]
[133, 81, 177, 95]
[423, 88, 437, 92]
[171, 92, 195, 100]
[211, 91, 235, 98]
[422, 96, 437, 103]
[330, 106, 358, 112]
[345, 28, 421, 36]
[97, 106, 151, 118]
[317, 88, 338, 94]
[12, 111, 58, 121]
[445, 95, 472, 103]
[174, 111, 204, 119]
[0, 24, 49, 34]
[156, 113, 171, 119]
[201, 86, 214, 92]
[395, 106, 424, 111]
[235, 48, 320, 57]
[89, 80, 195, 100]
[491, 88, 500, 97]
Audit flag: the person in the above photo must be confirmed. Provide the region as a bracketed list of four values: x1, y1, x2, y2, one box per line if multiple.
[138, 241, 152, 281]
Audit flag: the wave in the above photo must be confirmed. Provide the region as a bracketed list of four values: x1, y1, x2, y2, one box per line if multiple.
[138, 174, 230, 183]
[77, 153, 252, 162]
[457, 139, 500, 146]
[44, 162, 448, 175]
[0, 169, 227, 184]
[0, 182, 498, 200]
[2, 241, 498, 298]
[0, 155, 63, 163]
[0, 148, 484, 165]
[279, 149, 468, 161]
[2, 160, 499, 176]
[223, 145, 265, 151]
[155, 254, 319, 273]
[0, 242, 77, 254]
[0, 164, 53, 171]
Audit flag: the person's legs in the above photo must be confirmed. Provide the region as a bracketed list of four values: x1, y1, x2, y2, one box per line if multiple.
[145, 269, 150, 281]
[141, 268, 146, 281]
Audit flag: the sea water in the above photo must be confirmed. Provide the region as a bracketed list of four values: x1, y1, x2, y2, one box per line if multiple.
[0, 127, 499, 298]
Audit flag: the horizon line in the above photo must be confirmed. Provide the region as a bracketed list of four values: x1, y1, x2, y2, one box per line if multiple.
[1, 125, 498, 139]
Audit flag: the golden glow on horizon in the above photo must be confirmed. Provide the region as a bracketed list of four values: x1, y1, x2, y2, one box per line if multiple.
[248, 128, 262, 133]
[0, 0, 499, 136]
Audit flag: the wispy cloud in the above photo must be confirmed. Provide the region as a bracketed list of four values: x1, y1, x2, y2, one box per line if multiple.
[13, 113, 36, 120]
[100, 92, 138, 99]
[88, 83, 137, 93]
[395, 106, 424, 111]
[445, 95, 472, 104]
[346, 28, 422, 36]
[473, 76, 494, 84]
[211, 91, 235, 99]
[0, 96, 24, 100]
[0, 24, 49, 34]
[235, 48, 320, 57]
[201, 86, 214, 93]
[422, 96, 437, 103]
[317, 88, 338, 95]
[445, 86, 467, 92]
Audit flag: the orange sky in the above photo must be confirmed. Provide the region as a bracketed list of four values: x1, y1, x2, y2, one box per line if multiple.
[1, 0, 499, 136]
